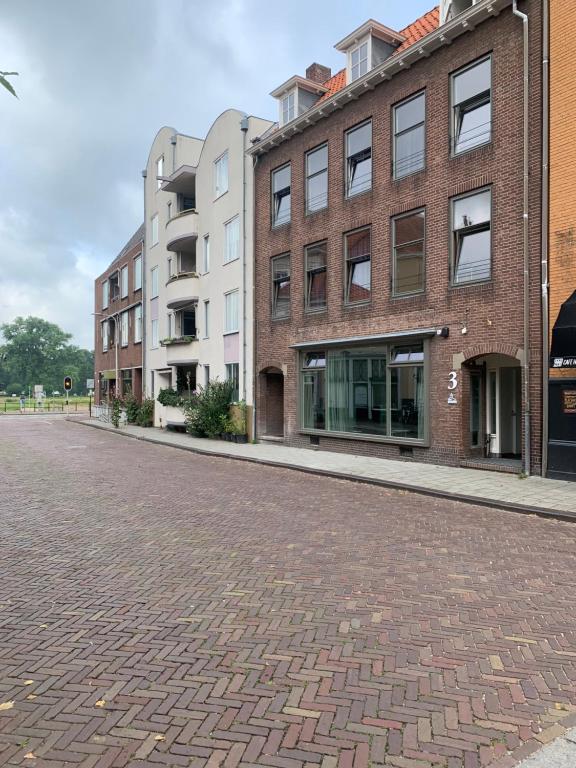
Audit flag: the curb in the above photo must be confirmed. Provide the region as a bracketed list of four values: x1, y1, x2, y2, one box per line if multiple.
[70, 418, 576, 524]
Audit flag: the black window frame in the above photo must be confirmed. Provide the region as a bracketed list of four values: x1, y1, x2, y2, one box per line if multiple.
[450, 187, 492, 286]
[393, 90, 426, 180]
[451, 54, 492, 157]
[271, 253, 291, 319]
[392, 208, 426, 297]
[304, 241, 328, 313]
[305, 143, 328, 214]
[271, 163, 291, 228]
[345, 120, 372, 199]
[344, 226, 371, 305]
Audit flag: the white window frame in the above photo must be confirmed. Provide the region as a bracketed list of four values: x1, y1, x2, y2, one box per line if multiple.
[203, 234, 210, 273]
[281, 90, 296, 126]
[214, 151, 229, 198]
[348, 38, 370, 83]
[156, 156, 164, 190]
[224, 290, 239, 334]
[150, 266, 159, 298]
[224, 216, 240, 264]
[151, 214, 159, 246]
[102, 320, 109, 352]
[121, 265, 128, 298]
[134, 255, 142, 291]
[134, 304, 142, 343]
[102, 280, 109, 310]
[151, 318, 159, 349]
[121, 311, 129, 347]
[203, 300, 210, 339]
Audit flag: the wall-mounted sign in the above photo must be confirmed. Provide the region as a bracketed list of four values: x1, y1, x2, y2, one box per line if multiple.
[448, 393, 457, 405]
[552, 356, 576, 368]
[563, 390, 576, 415]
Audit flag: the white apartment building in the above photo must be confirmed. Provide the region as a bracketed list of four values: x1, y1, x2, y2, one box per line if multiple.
[143, 110, 273, 427]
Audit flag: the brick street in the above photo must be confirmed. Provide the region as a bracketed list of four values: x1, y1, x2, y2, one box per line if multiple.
[1, 418, 576, 768]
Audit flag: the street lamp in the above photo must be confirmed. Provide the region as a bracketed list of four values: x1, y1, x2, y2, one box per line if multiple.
[93, 312, 119, 401]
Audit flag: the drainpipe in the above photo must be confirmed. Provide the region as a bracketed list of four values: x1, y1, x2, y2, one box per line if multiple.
[240, 115, 249, 406]
[141, 170, 148, 398]
[251, 153, 260, 442]
[541, 0, 550, 477]
[513, 0, 531, 476]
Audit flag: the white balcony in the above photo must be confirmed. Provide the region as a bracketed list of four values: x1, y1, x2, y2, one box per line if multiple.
[161, 336, 200, 366]
[165, 272, 200, 310]
[165, 210, 199, 253]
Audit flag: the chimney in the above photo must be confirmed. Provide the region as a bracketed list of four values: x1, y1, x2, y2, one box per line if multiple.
[306, 63, 332, 85]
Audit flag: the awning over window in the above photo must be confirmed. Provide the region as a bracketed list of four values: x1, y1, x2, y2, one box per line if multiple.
[551, 290, 576, 369]
[102, 370, 116, 380]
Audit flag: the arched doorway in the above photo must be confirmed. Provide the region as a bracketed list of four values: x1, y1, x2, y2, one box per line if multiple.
[258, 367, 284, 439]
[464, 353, 522, 465]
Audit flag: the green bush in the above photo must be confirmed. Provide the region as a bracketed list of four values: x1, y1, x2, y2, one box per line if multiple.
[182, 380, 234, 438]
[157, 387, 182, 407]
[111, 397, 122, 428]
[125, 395, 140, 424]
[137, 398, 154, 427]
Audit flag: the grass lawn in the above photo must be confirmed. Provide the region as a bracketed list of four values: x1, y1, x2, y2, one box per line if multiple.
[0, 396, 92, 413]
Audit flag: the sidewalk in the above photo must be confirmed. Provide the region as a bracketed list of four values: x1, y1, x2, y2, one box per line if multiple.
[74, 418, 576, 520]
[516, 727, 576, 768]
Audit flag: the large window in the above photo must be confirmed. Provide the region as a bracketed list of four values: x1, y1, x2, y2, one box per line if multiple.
[393, 92, 425, 179]
[224, 290, 239, 333]
[203, 235, 210, 273]
[156, 156, 164, 189]
[271, 254, 290, 319]
[121, 369, 133, 397]
[215, 151, 229, 197]
[350, 41, 368, 82]
[121, 311, 129, 347]
[150, 266, 159, 298]
[224, 216, 240, 263]
[345, 121, 372, 198]
[282, 91, 295, 125]
[102, 320, 109, 352]
[134, 304, 142, 343]
[203, 300, 210, 338]
[305, 242, 327, 312]
[134, 255, 142, 291]
[306, 144, 328, 213]
[451, 188, 491, 284]
[226, 363, 239, 401]
[272, 164, 291, 227]
[121, 265, 128, 298]
[345, 227, 371, 304]
[451, 56, 491, 155]
[300, 342, 426, 441]
[151, 214, 159, 246]
[102, 281, 109, 310]
[151, 318, 159, 348]
[392, 210, 425, 296]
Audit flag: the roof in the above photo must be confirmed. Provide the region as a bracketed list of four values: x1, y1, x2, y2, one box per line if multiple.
[105, 223, 145, 273]
[334, 19, 406, 52]
[318, 7, 439, 104]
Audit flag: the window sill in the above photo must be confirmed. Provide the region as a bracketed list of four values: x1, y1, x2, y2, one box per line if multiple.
[299, 427, 428, 448]
[271, 314, 291, 323]
[223, 330, 239, 336]
[304, 306, 327, 315]
[223, 257, 240, 266]
[305, 206, 328, 218]
[392, 167, 425, 183]
[214, 190, 229, 201]
[344, 300, 371, 310]
[449, 278, 492, 290]
[391, 290, 426, 300]
[344, 188, 372, 203]
[134, 287, 142, 293]
[450, 139, 492, 160]
[271, 221, 291, 232]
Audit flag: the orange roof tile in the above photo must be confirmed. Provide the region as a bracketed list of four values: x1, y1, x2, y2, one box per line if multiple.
[317, 7, 439, 103]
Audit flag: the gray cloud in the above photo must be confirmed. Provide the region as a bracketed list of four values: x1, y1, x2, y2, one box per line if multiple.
[0, 0, 433, 348]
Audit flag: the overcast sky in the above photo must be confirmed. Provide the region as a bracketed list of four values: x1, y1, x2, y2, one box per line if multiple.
[0, 0, 434, 349]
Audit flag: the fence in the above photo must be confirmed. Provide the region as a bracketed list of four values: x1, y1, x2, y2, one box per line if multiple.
[1, 400, 88, 414]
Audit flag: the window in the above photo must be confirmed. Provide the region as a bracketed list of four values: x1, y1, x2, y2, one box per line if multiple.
[345, 121, 372, 198]
[272, 164, 291, 227]
[134, 304, 142, 343]
[214, 151, 229, 197]
[306, 144, 328, 213]
[204, 365, 210, 387]
[109, 272, 120, 301]
[394, 92, 425, 179]
[271, 254, 290, 319]
[102, 281, 109, 310]
[451, 56, 491, 155]
[151, 214, 159, 246]
[150, 266, 159, 298]
[282, 91, 295, 125]
[167, 200, 172, 220]
[151, 318, 159, 348]
[224, 216, 240, 263]
[121, 311, 129, 347]
[156, 156, 164, 189]
[102, 321, 109, 352]
[392, 210, 425, 296]
[121, 369, 133, 397]
[226, 363, 239, 401]
[305, 242, 327, 311]
[451, 188, 491, 284]
[345, 228, 371, 304]
[180, 309, 196, 337]
[203, 300, 210, 338]
[224, 290, 239, 333]
[350, 41, 369, 82]
[300, 342, 426, 441]
[203, 235, 210, 273]
[134, 255, 142, 291]
[167, 256, 173, 278]
[121, 266, 128, 298]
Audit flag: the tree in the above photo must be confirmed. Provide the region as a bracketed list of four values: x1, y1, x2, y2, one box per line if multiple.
[0, 316, 94, 394]
[0, 71, 18, 98]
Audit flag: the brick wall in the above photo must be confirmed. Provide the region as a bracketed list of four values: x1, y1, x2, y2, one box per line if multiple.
[254, 2, 543, 471]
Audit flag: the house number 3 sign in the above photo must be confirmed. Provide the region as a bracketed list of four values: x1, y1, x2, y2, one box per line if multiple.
[448, 371, 458, 404]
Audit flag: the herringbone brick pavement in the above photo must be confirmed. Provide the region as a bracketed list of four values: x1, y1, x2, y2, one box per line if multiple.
[1, 417, 576, 768]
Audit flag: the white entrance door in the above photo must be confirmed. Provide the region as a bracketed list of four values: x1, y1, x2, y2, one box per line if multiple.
[486, 364, 521, 458]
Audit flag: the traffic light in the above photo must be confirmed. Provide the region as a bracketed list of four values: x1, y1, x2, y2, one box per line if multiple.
[64, 376, 72, 391]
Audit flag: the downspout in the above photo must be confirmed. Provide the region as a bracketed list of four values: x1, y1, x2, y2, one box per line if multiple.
[141, 170, 148, 398]
[513, 0, 531, 476]
[240, 116, 249, 405]
[541, 0, 550, 476]
[251, 153, 260, 443]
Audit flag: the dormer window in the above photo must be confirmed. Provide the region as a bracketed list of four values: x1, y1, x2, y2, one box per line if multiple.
[282, 92, 295, 125]
[350, 41, 369, 82]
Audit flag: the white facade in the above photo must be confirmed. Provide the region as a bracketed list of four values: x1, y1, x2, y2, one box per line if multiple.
[143, 111, 273, 427]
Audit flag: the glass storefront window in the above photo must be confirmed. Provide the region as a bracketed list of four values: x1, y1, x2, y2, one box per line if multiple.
[300, 342, 426, 441]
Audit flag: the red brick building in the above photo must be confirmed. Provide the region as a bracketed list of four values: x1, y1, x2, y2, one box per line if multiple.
[252, 0, 544, 474]
[94, 225, 144, 404]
